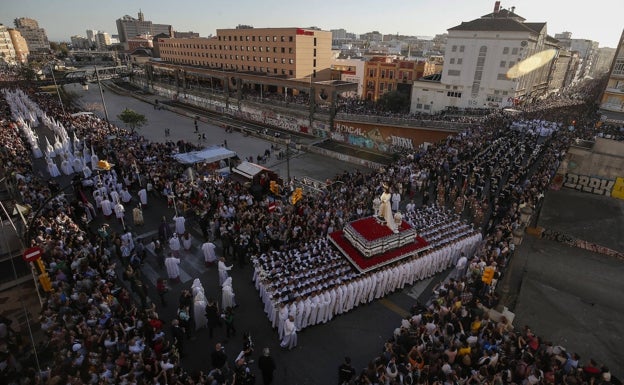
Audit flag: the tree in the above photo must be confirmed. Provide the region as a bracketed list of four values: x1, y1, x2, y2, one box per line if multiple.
[376, 90, 410, 114]
[117, 108, 147, 133]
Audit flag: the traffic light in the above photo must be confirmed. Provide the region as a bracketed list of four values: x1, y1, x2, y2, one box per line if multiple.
[481, 266, 495, 285]
[270, 181, 279, 195]
[39, 273, 52, 292]
[290, 188, 303, 204]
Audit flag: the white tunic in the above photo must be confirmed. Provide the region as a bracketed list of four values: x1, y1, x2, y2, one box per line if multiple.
[280, 318, 297, 350]
[138, 188, 148, 205]
[100, 199, 112, 216]
[164, 256, 180, 279]
[222, 278, 236, 309]
[202, 242, 217, 263]
[174, 215, 186, 235]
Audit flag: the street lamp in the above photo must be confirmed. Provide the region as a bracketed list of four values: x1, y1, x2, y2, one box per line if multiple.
[93, 65, 110, 123]
[48, 63, 65, 115]
[285, 136, 291, 182]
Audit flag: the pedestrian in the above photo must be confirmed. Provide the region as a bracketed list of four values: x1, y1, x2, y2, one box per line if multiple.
[171, 319, 185, 357]
[258, 347, 277, 385]
[132, 204, 144, 226]
[222, 277, 236, 309]
[202, 240, 217, 267]
[164, 253, 180, 283]
[210, 342, 227, 371]
[218, 257, 233, 285]
[338, 356, 357, 385]
[224, 306, 236, 338]
[177, 305, 192, 339]
[205, 297, 221, 339]
[280, 315, 297, 350]
[156, 278, 168, 306]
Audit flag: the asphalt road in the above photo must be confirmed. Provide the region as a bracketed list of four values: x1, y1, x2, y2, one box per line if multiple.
[56, 83, 445, 384]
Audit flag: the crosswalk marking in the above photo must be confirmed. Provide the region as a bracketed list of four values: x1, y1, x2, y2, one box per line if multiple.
[404, 277, 433, 300]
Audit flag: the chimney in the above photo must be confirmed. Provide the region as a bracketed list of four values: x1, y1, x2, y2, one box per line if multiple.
[510, 6, 515, 13]
[494, 1, 501, 13]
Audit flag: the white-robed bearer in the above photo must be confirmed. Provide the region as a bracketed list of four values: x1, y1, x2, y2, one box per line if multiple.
[46, 156, 61, 177]
[100, 197, 113, 218]
[181, 232, 192, 251]
[72, 153, 84, 173]
[120, 187, 132, 204]
[202, 241, 217, 267]
[114, 200, 125, 226]
[165, 253, 181, 283]
[90, 145, 98, 170]
[218, 257, 232, 285]
[174, 214, 186, 236]
[138, 187, 148, 207]
[61, 155, 73, 175]
[169, 233, 181, 257]
[133, 204, 144, 226]
[280, 315, 297, 350]
[221, 277, 236, 309]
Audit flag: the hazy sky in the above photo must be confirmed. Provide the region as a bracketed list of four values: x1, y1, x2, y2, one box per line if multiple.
[2, 0, 622, 48]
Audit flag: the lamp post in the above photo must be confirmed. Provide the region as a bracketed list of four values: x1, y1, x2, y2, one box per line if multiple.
[94, 65, 110, 123]
[49, 63, 65, 115]
[285, 136, 291, 183]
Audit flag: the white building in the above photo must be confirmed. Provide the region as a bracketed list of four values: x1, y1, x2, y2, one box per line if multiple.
[411, 2, 554, 114]
[330, 57, 366, 97]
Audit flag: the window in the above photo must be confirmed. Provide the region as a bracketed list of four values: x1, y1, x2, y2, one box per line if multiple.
[313, 59, 316, 67]
[457, 58, 463, 65]
[289, 59, 294, 64]
[369, 69, 376, 77]
[252, 36, 256, 41]
[289, 36, 293, 42]
[273, 36, 277, 42]
[289, 70, 293, 75]
[281, 47, 285, 53]
[387, 84, 393, 92]
[447, 69, 461, 76]
[451, 45, 457, 52]
[508, 61, 515, 67]
[381, 70, 386, 78]
[497, 73, 508, 80]
[503, 47, 509, 54]
[259, 47, 262, 52]
[289, 48, 293, 53]
[450, 58, 455, 64]
[314, 38, 317, 46]
[389, 71, 394, 79]
[313, 48, 316, 57]
[447, 91, 462, 98]
[459, 45, 465, 52]
[281, 58, 286, 64]
[512, 47, 518, 55]
[500, 61, 506, 67]
[281, 36, 285, 42]
[259, 36, 263, 42]
[380, 83, 385, 91]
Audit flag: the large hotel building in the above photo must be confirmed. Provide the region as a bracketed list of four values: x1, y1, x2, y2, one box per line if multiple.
[157, 27, 332, 81]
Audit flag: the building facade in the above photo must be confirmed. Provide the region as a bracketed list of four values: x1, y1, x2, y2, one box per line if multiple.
[411, 2, 558, 114]
[362, 56, 436, 101]
[8, 28, 28, 64]
[116, 11, 172, 49]
[599, 29, 624, 122]
[71, 35, 91, 50]
[13, 17, 49, 53]
[0, 25, 17, 65]
[95, 32, 111, 51]
[158, 27, 332, 80]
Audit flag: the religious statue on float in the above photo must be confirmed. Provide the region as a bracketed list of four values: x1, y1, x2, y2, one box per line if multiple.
[377, 183, 398, 233]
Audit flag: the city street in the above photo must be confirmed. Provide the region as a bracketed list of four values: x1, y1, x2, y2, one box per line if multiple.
[53, 83, 441, 384]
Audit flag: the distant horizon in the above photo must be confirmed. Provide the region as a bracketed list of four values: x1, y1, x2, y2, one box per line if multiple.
[2, 0, 622, 48]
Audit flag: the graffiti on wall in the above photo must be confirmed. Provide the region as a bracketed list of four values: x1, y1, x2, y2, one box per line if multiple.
[333, 122, 415, 152]
[563, 173, 615, 196]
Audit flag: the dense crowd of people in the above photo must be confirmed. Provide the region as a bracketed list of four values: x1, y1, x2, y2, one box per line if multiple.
[0, 66, 621, 385]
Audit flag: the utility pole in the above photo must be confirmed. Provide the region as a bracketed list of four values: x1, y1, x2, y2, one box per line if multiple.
[94, 65, 110, 123]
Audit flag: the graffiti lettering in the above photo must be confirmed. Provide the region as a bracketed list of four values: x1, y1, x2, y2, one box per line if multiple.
[563, 173, 615, 196]
[390, 135, 414, 149]
[335, 123, 364, 136]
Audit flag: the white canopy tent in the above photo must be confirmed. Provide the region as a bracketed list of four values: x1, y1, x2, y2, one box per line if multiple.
[173, 146, 237, 164]
[232, 161, 265, 179]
